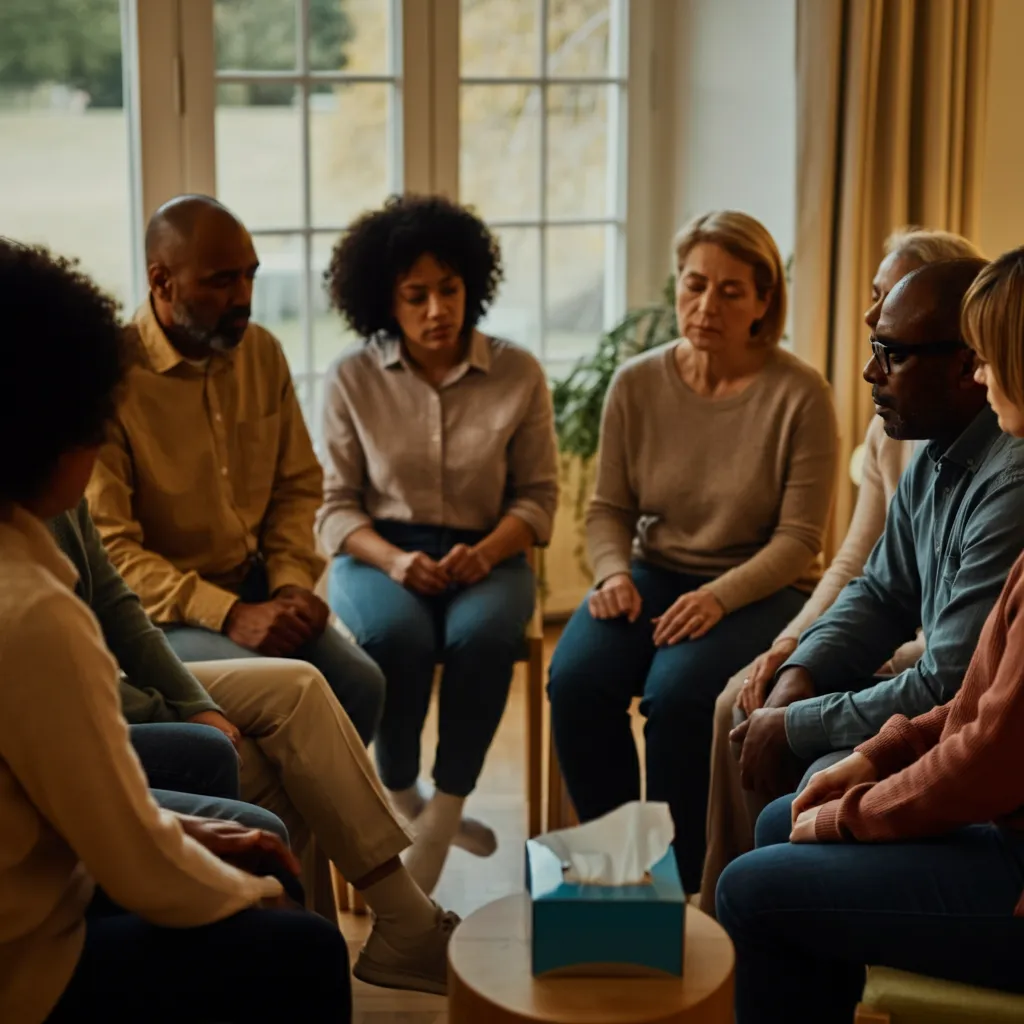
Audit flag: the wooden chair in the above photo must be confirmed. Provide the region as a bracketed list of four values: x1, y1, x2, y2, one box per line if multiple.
[326, 547, 548, 915]
[854, 966, 1024, 1023]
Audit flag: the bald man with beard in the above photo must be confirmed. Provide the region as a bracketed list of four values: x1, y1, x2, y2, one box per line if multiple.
[86, 195, 386, 746]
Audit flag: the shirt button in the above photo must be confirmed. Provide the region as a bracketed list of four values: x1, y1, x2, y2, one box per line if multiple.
[215, 414, 223, 423]
[221, 467, 229, 477]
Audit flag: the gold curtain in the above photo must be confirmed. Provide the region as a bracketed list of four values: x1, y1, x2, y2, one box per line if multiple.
[793, 0, 992, 542]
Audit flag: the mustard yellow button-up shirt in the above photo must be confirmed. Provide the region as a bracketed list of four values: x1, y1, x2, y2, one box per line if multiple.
[87, 301, 325, 630]
[316, 332, 559, 557]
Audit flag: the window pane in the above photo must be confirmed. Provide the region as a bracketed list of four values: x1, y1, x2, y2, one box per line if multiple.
[310, 84, 393, 227]
[546, 85, 607, 218]
[309, 0, 390, 73]
[480, 227, 542, 355]
[312, 232, 360, 374]
[460, 85, 540, 221]
[461, 0, 538, 77]
[548, 0, 611, 76]
[0, 0, 134, 304]
[251, 233, 306, 372]
[216, 84, 302, 229]
[215, 0, 297, 71]
[545, 226, 605, 362]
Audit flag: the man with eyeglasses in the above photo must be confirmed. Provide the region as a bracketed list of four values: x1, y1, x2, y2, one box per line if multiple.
[734, 257, 1024, 805]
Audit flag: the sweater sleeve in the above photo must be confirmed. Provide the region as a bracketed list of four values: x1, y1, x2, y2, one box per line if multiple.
[73, 501, 220, 721]
[776, 417, 889, 641]
[586, 373, 641, 585]
[0, 592, 280, 921]
[816, 595, 1024, 842]
[703, 376, 839, 613]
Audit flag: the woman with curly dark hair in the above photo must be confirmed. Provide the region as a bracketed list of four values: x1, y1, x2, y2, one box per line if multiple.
[0, 241, 349, 1023]
[317, 195, 559, 894]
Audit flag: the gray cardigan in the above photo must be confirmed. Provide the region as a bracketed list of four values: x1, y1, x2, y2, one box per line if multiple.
[48, 500, 220, 723]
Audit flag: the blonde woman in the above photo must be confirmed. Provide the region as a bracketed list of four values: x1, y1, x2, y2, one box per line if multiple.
[699, 227, 985, 913]
[717, 246, 1024, 1024]
[548, 211, 838, 893]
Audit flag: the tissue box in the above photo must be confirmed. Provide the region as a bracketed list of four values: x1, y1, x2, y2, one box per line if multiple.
[525, 840, 686, 977]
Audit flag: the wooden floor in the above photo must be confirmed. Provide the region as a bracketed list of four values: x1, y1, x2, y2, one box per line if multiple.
[341, 626, 645, 1022]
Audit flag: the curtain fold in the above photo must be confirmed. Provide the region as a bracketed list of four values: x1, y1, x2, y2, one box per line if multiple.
[794, 0, 992, 541]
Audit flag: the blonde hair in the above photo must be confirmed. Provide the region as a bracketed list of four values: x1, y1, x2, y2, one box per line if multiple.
[673, 211, 787, 347]
[884, 226, 984, 265]
[962, 247, 1024, 407]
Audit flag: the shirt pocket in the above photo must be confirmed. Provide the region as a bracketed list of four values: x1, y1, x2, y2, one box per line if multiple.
[236, 412, 281, 510]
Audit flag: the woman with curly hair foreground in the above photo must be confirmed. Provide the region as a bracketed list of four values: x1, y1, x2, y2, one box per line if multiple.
[0, 240, 349, 1023]
[317, 195, 559, 894]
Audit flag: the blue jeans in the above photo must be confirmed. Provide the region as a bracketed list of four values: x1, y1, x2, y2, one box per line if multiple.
[129, 722, 288, 840]
[716, 795, 1024, 1024]
[46, 904, 348, 1022]
[161, 567, 386, 746]
[548, 560, 806, 892]
[329, 522, 535, 797]
[129, 723, 239, 799]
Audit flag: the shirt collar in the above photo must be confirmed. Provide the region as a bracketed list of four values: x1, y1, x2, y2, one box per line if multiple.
[373, 330, 492, 376]
[926, 405, 1002, 471]
[134, 298, 239, 376]
[1, 504, 80, 591]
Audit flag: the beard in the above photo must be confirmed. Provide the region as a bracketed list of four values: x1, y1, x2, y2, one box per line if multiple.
[171, 300, 250, 352]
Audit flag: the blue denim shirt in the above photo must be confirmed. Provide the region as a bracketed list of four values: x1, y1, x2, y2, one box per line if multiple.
[783, 407, 1024, 758]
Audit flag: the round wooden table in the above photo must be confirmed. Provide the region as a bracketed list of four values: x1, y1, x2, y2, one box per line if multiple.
[447, 894, 734, 1023]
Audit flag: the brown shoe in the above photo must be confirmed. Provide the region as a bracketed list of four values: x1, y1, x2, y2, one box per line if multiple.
[353, 905, 460, 996]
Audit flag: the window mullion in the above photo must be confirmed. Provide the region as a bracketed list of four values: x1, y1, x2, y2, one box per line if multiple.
[298, 0, 314, 393]
[537, 0, 549, 363]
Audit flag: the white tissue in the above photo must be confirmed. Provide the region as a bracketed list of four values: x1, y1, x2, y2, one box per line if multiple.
[533, 801, 674, 885]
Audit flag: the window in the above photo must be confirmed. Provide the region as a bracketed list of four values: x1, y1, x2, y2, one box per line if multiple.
[459, 0, 629, 377]
[0, 0, 140, 304]
[213, 0, 402, 423]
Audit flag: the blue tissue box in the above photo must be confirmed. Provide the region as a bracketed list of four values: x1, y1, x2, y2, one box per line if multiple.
[525, 840, 686, 977]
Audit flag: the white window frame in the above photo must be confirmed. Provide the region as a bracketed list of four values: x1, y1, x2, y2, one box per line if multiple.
[125, 0, 671, 349]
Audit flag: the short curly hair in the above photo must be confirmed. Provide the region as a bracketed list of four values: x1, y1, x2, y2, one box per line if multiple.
[0, 240, 125, 504]
[324, 194, 504, 339]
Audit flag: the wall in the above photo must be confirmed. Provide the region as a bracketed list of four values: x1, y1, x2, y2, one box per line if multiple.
[977, 0, 1024, 260]
[671, 0, 797, 264]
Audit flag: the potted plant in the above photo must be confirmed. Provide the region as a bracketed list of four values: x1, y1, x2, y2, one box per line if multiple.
[550, 275, 678, 577]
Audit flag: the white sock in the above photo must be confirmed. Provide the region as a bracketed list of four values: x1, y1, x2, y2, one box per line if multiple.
[389, 782, 428, 823]
[393, 780, 497, 858]
[361, 864, 438, 951]
[401, 790, 464, 895]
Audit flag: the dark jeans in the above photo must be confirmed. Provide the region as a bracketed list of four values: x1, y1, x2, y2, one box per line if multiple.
[129, 722, 239, 799]
[130, 722, 288, 840]
[547, 559, 806, 892]
[46, 901, 350, 1023]
[716, 794, 1024, 1024]
[162, 562, 386, 745]
[329, 521, 535, 797]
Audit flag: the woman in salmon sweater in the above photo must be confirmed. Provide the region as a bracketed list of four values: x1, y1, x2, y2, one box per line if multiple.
[715, 247, 1024, 1023]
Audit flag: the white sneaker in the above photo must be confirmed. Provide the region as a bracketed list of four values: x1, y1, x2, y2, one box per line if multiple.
[353, 904, 460, 996]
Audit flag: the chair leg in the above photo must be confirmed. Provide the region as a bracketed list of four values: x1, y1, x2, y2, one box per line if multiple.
[853, 1007, 890, 1024]
[331, 864, 351, 913]
[546, 720, 578, 832]
[351, 886, 368, 915]
[526, 638, 544, 838]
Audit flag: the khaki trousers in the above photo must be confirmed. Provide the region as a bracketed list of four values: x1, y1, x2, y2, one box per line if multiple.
[698, 665, 769, 917]
[189, 659, 410, 913]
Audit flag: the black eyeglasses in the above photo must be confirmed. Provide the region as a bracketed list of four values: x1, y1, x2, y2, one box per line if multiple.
[869, 337, 967, 376]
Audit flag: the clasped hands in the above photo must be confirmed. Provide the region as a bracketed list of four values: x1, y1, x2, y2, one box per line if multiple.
[730, 664, 879, 842]
[389, 544, 492, 595]
[223, 584, 330, 658]
[588, 573, 726, 645]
